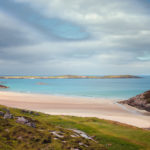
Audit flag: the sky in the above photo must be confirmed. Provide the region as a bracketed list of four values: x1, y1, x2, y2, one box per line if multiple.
[0, 0, 150, 75]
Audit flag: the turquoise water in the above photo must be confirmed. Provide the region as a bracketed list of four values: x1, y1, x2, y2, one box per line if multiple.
[0, 76, 150, 99]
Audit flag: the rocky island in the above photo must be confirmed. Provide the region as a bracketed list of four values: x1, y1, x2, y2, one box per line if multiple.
[0, 85, 9, 89]
[119, 90, 150, 112]
[0, 75, 141, 79]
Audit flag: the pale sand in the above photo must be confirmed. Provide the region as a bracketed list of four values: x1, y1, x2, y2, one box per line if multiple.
[0, 91, 150, 128]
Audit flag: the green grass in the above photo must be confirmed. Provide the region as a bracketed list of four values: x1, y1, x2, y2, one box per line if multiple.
[0, 105, 150, 150]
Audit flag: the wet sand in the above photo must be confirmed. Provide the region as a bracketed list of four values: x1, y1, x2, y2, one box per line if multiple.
[0, 91, 150, 128]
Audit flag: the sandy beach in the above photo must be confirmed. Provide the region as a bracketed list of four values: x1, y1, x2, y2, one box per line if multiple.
[0, 91, 150, 128]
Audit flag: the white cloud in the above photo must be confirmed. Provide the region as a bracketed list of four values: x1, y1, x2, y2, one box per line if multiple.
[12, 0, 150, 43]
[0, 9, 46, 47]
[1, 0, 150, 74]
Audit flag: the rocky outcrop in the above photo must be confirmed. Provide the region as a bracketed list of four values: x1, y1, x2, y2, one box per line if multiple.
[16, 116, 36, 128]
[0, 84, 9, 88]
[16, 117, 28, 124]
[70, 129, 94, 140]
[4, 112, 13, 119]
[119, 90, 150, 112]
[0, 108, 36, 128]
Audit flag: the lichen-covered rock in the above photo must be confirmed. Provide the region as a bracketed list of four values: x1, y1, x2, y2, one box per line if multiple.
[70, 129, 93, 140]
[50, 131, 64, 138]
[16, 117, 28, 124]
[119, 90, 150, 112]
[16, 116, 36, 128]
[4, 112, 13, 119]
[26, 122, 36, 128]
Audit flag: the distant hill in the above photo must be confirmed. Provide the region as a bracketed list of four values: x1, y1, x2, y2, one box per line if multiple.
[0, 75, 141, 79]
[119, 90, 150, 112]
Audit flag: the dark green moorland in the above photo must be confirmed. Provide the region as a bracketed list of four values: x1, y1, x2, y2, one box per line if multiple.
[0, 105, 150, 150]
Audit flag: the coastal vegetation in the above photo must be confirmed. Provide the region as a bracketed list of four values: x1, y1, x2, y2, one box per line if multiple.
[0, 75, 141, 79]
[0, 105, 150, 150]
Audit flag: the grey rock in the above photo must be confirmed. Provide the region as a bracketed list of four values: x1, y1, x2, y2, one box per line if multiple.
[70, 129, 92, 140]
[0, 111, 4, 116]
[62, 141, 67, 143]
[4, 112, 13, 119]
[79, 142, 84, 146]
[50, 131, 64, 138]
[17, 136, 23, 141]
[71, 134, 78, 138]
[16, 116, 36, 128]
[5, 129, 9, 132]
[16, 117, 28, 124]
[26, 122, 36, 128]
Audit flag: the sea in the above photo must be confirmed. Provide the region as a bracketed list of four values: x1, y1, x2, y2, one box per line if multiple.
[0, 75, 150, 100]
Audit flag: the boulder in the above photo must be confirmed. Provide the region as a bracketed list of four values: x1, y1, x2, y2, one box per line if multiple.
[26, 122, 36, 128]
[16, 117, 28, 124]
[16, 116, 36, 128]
[50, 131, 64, 138]
[4, 112, 13, 119]
[70, 129, 93, 140]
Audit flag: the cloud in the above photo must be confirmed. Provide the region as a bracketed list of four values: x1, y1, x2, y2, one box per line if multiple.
[0, 0, 89, 41]
[0, 0, 150, 75]
[0, 10, 45, 47]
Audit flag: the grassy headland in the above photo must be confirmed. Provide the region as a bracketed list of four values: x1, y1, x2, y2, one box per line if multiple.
[0, 105, 150, 150]
[0, 75, 141, 79]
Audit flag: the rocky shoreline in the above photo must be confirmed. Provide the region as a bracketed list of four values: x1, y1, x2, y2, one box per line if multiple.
[0, 85, 9, 89]
[119, 90, 150, 112]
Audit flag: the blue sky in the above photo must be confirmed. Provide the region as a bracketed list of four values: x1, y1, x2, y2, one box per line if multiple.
[0, 0, 150, 75]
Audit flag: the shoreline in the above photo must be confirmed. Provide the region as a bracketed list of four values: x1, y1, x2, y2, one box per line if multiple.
[0, 91, 150, 128]
[1, 90, 119, 102]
